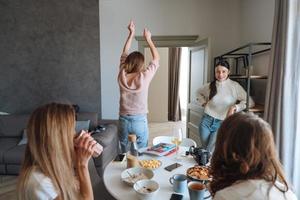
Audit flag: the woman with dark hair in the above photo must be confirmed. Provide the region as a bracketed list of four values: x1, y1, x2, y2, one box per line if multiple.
[210, 112, 297, 200]
[196, 60, 254, 152]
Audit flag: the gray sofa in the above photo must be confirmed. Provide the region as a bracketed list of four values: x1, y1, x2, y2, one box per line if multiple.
[0, 112, 119, 179]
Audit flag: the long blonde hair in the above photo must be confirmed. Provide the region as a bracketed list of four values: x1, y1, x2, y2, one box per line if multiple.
[17, 103, 79, 199]
[210, 112, 288, 197]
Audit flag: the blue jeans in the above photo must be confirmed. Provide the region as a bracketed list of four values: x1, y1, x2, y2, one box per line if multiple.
[198, 113, 222, 152]
[119, 114, 148, 153]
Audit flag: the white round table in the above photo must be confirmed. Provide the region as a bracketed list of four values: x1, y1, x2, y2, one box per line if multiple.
[103, 148, 209, 200]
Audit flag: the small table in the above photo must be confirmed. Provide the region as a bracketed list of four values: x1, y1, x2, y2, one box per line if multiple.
[103, 148, 208, 200]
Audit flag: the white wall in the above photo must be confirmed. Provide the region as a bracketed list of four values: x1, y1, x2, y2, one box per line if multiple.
[146, 47, 169, 122]
[240, 0, 275, 44]
[100, 0, 241, 119]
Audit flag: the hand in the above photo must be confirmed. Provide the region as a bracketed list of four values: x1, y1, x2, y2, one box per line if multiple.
[143, 28, 151, 41]
[74, 131, 97, 167]
[128, 20, 135, 35]
[226, 105, 237, 117]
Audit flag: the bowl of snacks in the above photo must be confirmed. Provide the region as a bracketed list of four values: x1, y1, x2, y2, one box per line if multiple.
[139, 159, 162, 170]
[133, 179, 159, 200]
[121, 167, 154, 186]
[186, 165, 211, 183]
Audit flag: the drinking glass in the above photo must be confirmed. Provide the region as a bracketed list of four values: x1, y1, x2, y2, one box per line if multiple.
[171, 127, 183, 160]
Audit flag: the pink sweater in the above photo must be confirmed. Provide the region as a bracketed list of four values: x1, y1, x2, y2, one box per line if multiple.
[118, 53, 159, 115]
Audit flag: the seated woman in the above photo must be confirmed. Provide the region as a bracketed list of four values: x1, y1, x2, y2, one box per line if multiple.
[210, 112, 297, 200]
[17, 102, 103, 200]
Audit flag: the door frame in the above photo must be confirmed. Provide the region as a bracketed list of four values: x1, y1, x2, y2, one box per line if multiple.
[135, 36, 211, 133]
[188, 42, 210, 104]
[135, 35, 211, 84]
[185, 43, 210, 145]
[136, 35, 198, 52]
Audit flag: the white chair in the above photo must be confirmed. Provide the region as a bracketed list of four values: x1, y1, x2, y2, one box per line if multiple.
[181, 138, 197, 147]
[152, 136, 172, 146]
[152, 136, 197, 147]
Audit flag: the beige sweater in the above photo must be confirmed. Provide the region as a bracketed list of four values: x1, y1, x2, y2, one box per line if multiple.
[118, 53, 159, 115]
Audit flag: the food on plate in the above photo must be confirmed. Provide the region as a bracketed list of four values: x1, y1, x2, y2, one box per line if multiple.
[137, 186, 155, 193]
[124, 172, 149, 184]
[139, 159, 162, 169]
[186, 165, 210, 180]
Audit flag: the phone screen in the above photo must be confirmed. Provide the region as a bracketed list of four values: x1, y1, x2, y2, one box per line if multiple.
[170, 193, 183, 200]
[164, 163, 182, 172]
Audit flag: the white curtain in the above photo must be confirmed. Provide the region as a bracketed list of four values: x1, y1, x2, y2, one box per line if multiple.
[264, 0, 300, 197]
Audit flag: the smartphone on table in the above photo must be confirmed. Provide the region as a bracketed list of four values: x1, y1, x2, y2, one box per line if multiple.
[170, 193, 183, 200]
[164, 163, 182, 172]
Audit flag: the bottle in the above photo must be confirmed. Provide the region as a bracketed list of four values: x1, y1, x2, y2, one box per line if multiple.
[126, 134, 139, 168]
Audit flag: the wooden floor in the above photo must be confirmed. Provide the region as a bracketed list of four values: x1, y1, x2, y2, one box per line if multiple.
[0, 175, 17, 200]
[0, 121, 186, 199]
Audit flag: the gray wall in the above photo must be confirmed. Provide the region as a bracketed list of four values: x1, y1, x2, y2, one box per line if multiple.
[0, 0, 101, 115]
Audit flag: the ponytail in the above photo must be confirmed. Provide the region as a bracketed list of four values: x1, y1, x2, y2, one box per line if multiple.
[209, 80, 217, 100]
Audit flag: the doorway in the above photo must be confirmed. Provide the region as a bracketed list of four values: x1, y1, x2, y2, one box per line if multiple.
[144, 47, 189, 124]
[136, 36, 210, 141]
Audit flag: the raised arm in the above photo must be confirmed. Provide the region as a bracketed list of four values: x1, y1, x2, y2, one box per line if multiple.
[143, 28, 160, 61]
[122, 20, 135, 55]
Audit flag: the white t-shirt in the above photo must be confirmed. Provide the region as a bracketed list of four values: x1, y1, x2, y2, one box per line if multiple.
[213, 179, 298, 200]
[24, 168, 58, 200]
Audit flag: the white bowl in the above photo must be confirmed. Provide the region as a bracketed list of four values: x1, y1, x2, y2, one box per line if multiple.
[133, 179, 159, 200]
[121, 167, 154, 186]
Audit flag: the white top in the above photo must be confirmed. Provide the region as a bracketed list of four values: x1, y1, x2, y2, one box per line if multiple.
[214, 179, 298, 200]
[197, 79, 254, 120]
[24, 168, 58, 200]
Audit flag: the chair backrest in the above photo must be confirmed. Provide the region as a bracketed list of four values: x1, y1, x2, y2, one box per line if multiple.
[152, 136, 197, 147]
[152, 136, 172, 146]
[181, 138, 197, 147]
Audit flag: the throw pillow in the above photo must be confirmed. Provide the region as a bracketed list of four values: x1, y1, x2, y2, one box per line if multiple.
[0, 111, 9, 115]
[18, 129, 28, 145]
[75, 120, 90, 134]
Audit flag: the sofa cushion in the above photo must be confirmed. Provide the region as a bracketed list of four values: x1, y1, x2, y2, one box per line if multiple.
[3, 144, 26, 165]
[18, 129, 28, 145]
[0, 164, 5, 174]
[92, 124, 119, 176]
[75, 120, 90, 133]
[0, 114, 30, 137]
[0, 138, 19, 164]
[93, 124, 118, 148]
[6, 164, 21, 175]
[77, 112, 98, 130]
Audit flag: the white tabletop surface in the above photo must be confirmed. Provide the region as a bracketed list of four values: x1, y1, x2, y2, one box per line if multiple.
[103, 148, 209, 200]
